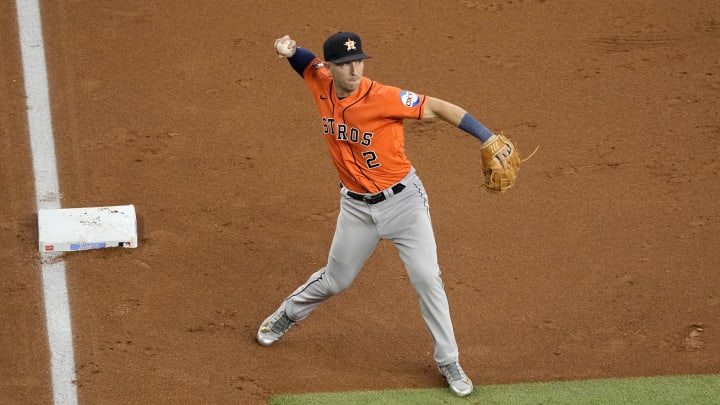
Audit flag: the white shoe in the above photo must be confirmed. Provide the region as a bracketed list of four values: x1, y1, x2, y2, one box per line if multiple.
[438, 361, 474, 397]
[256, 302, 295, 346]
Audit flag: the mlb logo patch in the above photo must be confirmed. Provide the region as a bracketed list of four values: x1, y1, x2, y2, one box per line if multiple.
[399, 91, 420, 108]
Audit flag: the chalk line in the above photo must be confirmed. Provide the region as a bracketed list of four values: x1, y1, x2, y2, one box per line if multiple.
[16, 0, 79, 404]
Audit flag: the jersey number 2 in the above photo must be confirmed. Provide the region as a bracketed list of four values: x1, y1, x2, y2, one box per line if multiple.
[362, 151, 380, 169]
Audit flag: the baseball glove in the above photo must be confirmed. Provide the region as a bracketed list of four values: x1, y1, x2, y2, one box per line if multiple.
[480, 133, 521, 191]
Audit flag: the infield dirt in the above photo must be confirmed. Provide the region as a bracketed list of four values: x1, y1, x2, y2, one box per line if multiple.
[1, 1, 719, 403]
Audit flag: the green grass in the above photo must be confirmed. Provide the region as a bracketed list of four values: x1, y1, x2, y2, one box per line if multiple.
[269, 374, 720, 404]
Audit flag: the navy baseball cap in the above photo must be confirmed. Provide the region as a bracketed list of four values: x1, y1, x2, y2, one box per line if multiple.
[323, 32, 371, 63]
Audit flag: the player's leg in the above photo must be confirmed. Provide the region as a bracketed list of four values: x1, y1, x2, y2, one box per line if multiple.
[376, 173, 458, 364]
[387, 192, 459, 365]
[257, 191, 379, 345]
[284, 194, 380, 320]
[379, 171, 473, 396]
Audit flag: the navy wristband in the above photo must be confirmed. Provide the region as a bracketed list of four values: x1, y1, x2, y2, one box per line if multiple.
[458, 113, 493, 143]
[288, 47, 316, 77]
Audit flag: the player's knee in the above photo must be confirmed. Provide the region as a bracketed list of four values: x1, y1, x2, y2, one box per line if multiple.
[324, 259, 360, 294]
[323, 274, 353, 295]
[407, 266, 442, 290]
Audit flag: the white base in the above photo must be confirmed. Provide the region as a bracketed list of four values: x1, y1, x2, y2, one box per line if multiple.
[38, 204, 138, 252]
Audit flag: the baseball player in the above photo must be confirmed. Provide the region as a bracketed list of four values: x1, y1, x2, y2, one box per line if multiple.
[258, 31, 512, 397]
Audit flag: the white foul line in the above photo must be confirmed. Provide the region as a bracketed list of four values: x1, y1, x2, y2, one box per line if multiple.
[15, 0, 79, 404]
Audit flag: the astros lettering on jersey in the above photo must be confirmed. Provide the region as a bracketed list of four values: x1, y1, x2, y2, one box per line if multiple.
[304, 59, 427, 194]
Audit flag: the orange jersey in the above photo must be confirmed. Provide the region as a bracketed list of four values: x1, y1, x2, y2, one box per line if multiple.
[303, 59, 427, 193]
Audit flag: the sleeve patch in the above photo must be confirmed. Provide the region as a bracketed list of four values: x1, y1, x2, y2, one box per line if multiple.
[399, 90, 420, 108]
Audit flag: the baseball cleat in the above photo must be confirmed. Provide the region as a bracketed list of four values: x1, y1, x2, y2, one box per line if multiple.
[256, 303, 295, 346]
[438, 361, 474, 397]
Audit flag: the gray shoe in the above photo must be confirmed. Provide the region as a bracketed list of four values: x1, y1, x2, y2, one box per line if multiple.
[256, 303, 295, 346]
[438, 361, 473, 397]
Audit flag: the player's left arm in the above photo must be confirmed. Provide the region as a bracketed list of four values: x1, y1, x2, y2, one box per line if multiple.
[422, 97, 465, 124]
[423, 96, 510, 167]
[423, 97, 494, 142]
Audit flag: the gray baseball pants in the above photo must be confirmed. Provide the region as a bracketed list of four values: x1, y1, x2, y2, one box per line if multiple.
[283, 167, 460, 365]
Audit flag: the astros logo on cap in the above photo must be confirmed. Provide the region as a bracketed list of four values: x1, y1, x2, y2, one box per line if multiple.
[323, 32, 371, 63]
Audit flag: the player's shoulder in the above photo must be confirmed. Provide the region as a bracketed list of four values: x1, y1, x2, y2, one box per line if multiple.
[369, 79, 414, 95]
[369, 80, 423, 106]
[304, 59, 332, 84]
[367, 79, 396, 96]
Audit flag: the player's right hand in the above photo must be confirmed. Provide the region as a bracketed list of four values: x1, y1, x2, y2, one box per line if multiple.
[274, 35, 297, 58]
